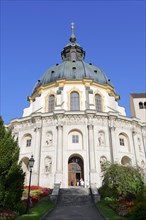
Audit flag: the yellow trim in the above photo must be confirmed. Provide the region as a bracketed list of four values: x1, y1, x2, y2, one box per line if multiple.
[28, 96, 33, 103]
[65, 81, 84, 85]
[29, 79, 119, 102]
[67, 87, 83, 111]
[91, 81, 119, 100]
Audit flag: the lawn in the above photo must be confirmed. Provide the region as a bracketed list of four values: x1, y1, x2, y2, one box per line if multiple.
[96, 200, 128, 220]
[16, 197, 54, 220]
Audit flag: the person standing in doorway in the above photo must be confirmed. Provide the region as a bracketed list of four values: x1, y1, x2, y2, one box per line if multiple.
[80, 178, 84, 187]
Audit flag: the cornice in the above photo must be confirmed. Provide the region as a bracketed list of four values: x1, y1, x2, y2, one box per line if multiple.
[8, 110, 146, 131]
[28, 78, 119, 102]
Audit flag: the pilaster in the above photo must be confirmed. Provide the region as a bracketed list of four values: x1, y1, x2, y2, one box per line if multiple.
[131, 128, 139, 166]
[87, 121, 97, 185]
[108, 113, 119, 163]
[33, 126, 42, 185]
[55, 123, 63, 184]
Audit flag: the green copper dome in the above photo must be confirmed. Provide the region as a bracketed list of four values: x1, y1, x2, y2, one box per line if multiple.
[32, 23, 113, 94]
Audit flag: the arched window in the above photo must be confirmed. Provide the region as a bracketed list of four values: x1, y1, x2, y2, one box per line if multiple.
[68, 129, 83, 150]
[139, 102, 143, 109]
[95, 94, 102, 112]
[26, 138, 31, 147]
[144, 102, 146, 109]
[119, 133, 130, 152]
[22, 134, 32, 148]
[49, 95, 55, 112]
[119, 138, 125, 146]
[70, 91, 80, 111]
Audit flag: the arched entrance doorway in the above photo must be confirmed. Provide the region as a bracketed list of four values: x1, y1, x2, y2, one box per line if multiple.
[68, 155, 84, 186]
[20, 157, 29, 185]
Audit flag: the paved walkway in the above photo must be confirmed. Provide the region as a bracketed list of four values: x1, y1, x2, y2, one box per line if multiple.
[42, 203, 104, 220]
[41, 188, 105, 220]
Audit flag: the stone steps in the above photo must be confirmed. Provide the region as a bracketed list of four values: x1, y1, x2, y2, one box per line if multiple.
[58, 187, 93, 206]
[59, 187, 90, 195]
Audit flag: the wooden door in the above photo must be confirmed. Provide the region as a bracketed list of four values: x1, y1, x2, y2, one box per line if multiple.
[68, 157, 83, 186]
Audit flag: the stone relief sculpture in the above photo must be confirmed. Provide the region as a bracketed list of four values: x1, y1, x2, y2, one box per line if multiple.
[46, 132, 53, 146]
[45, 157, 52, 173]
[98, 131, 105, 146]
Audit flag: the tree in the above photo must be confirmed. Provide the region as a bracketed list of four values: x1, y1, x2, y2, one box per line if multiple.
[0, 116, 25, 211]
[99, 162, 144, 198]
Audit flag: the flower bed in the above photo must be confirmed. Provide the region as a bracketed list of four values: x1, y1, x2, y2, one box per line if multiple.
[0, 186, 52, 220]
[0, 210, 19, 220]
[106, 192, 146, 219]
[109, 198, 134, 217]
[23, 186, 52, 206]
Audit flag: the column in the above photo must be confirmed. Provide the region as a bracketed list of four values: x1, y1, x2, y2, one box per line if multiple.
[141, 128, 146, 159]
[141, 129, 146, 184]
[109, 125, 118, 163]
[108, 116, 119, 163]
[88, 124, 95, 170]
[108, 125, 114, 162]
[33, 127, 42, 186]
[132, 130, 139, 166]
[55, 124, 63, 184]
[88, 124, 96, 185]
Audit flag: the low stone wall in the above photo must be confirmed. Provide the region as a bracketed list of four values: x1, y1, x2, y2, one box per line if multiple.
[49, 183, 60, 204]
[90, 184, 101, 203]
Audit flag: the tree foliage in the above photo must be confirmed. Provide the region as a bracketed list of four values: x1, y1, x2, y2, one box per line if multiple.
[99, 162, 144, 198]
[0, 116, 25, 211]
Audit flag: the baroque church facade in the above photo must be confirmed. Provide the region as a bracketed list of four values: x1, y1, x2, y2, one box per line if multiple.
[9, 24, 146, 189]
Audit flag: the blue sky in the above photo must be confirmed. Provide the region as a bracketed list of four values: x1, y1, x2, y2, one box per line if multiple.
[1, 0, 146, 124]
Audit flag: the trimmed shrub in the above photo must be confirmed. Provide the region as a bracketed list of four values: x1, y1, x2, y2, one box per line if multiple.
[99, 163, 144, 199]
[0, 116, 25, 211]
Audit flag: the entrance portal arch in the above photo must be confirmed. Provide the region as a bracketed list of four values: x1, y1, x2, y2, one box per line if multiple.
[20, 157, 29, 185]
[68, 155, 84, 186]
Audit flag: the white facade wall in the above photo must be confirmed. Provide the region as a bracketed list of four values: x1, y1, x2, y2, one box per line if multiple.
[10, 82, 146, 189]
[11, 115, 146, 189]
[23, 83, 126, 117]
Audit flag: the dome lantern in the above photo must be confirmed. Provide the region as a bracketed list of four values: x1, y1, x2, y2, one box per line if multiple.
[61, 23, 86, 61]
[32, 24, 114, 95]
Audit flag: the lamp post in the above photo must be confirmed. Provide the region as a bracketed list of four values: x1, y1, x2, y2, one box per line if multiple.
[25, 155, 35, 214]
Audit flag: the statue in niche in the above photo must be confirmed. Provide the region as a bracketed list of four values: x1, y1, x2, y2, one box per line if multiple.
[100, 156, 107, 170]
[141, 161, 145, 169]
[98, 132, 105, 146]
[137, 138, 141, 151]
[100, 156, 107, 164]
[46, 132, 53, 146]
[45, 157, 52, 173]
